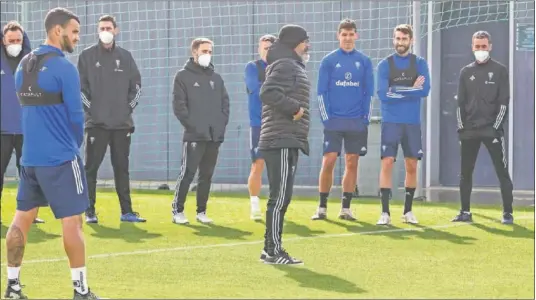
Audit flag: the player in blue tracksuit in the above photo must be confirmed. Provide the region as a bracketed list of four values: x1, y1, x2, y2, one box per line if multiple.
[0, 21, 46, 225]
[4, 8, 98, 299]
[312, 19, 374, 221]
[244, 34, 276, 220]
[375, 24, 430, 226]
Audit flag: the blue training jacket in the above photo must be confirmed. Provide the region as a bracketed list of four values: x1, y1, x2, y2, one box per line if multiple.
[15, 45, 84, 167]
[316, 48, 374, 131]
[0, 31, 32, 134]
[244, 59, 267, 127]
[376, 53, 431, 124]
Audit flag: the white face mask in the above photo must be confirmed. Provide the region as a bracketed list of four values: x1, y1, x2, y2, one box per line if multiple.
[301, 53, 310, 64]
[6, 44, 22, 57]
[474, 50, 489, 62]
[198, 54, 211, 67]
[99, 31, 114, 44]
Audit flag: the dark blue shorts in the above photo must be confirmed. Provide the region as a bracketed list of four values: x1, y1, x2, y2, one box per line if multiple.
[250, 126, 262, 162]
[323, 129, 368, 156]
[17, 156, 89, 219]
[381, 122, 423, 160]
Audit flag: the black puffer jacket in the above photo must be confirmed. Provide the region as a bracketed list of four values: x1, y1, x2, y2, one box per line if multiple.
[258, 42, 311, 155]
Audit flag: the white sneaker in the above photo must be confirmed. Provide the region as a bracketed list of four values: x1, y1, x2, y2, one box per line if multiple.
[376, 212, 391, 225]
[338, 208, 356, 221]
[402, 211, 419, 224]
[196, 212, 213, 224]
[311, 207, 327, 220]
[250, 198, 262, 220]
[172, 212, 189, 224]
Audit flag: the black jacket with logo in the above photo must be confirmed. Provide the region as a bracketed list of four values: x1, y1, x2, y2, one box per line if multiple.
[258, 42, 311, 155]
[456, 58, 509, 139]
[77, 42, 141, 131]
[172, 58, 230, 142]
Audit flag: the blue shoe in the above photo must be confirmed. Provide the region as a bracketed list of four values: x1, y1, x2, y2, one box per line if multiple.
[501, 212, 514, 224]
[120, 212, 146, 223]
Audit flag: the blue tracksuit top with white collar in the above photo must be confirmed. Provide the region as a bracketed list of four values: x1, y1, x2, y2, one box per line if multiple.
[316, 48, 374, 131]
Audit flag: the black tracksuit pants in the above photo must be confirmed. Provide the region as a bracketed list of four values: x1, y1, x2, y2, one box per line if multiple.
[0, 134, 23, 200]
[262, 148, 299, 255]
[459, 136, 513, 213]
[171, 141, 221, 214]
[84, 128, 133, 215]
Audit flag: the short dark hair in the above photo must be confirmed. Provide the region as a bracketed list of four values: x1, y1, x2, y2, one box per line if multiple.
[473, 30, 492, 43]
[98, 15, 117, 28]
[3, 21, 23, 35]
[259, 34, 276, 43]
[191, 37, 213, 51]
[44, 7, 80, 33]
[338, 18, 357, 33]
[394, 24, 413, 39]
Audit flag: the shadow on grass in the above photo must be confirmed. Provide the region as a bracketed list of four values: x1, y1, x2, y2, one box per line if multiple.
[1, 222, 61, 244]
[471, 213, 535, 239]
[323, 218, 477, 244]
[272, 264, 366, 294]
[88, 222, 162, 243]
[284, 220, 326, 237]
[186, 223, 253, 240]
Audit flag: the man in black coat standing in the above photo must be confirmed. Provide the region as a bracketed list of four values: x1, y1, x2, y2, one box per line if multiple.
[258, 25, 311, 265]
[171, 37, 230, 225]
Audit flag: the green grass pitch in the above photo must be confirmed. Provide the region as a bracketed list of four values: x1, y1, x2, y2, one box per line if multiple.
[0, 187, 534, 299]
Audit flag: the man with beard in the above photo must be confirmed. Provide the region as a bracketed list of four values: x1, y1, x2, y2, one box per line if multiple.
[244, 34, 276, 220]
[453, 31, 513, 224]
[312, 19, 374, 221]
[5, 7, 99, 299]
[375, 24, 430, 225]
[258, 24, 311, 265]
[0, 21, 45, 224]
[171, 38, 230, 225]
[77, 15, 145, 224]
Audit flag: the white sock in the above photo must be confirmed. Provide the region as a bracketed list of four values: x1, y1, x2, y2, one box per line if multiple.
[250, 196, 259, 203]
[71, 267, 88, 295]
[7, 267, 21, 291]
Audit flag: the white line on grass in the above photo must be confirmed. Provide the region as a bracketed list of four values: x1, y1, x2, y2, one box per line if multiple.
[1, 215, 533, 266]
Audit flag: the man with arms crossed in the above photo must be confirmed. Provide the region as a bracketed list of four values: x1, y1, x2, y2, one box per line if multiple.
[78, 14, 145, 224]
[4, 8, 99, 299]
[312, 19, 374, 221]
[258, 24, 310, 265]
[0, 21, 45, 224]
[453, 31, 514, 224]
[171, 38, 230, 225]
[376, 24, 430, 225]
[244, 34, 276, 220]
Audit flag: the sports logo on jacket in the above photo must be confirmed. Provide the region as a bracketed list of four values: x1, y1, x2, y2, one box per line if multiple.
[336, 72, 360, 87]
[114, 60, 123, 72]
[210, 80, 214, 89]
[485, 72, 495, 84]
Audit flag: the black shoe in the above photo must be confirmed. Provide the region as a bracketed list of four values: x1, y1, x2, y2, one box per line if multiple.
[4, 283, 28, 299]
[452, 211, 473, 222]
[33, 218, 45, 224]
[502, 212, 514, 224]
[264, 250, 303, 265]
[73, 289, 99, 299]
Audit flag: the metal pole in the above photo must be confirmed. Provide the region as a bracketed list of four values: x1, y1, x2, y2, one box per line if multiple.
[412, 0, 422, 197]
[425, 1, 434, 192]
[508, 1, 515, 181]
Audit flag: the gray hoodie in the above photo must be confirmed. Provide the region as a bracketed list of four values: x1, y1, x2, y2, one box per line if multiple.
[77, 42, 141, 131]
[172, 58, 230, 142]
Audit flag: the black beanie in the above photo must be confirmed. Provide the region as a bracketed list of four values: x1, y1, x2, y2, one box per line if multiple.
[278, 24, 309, 49]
